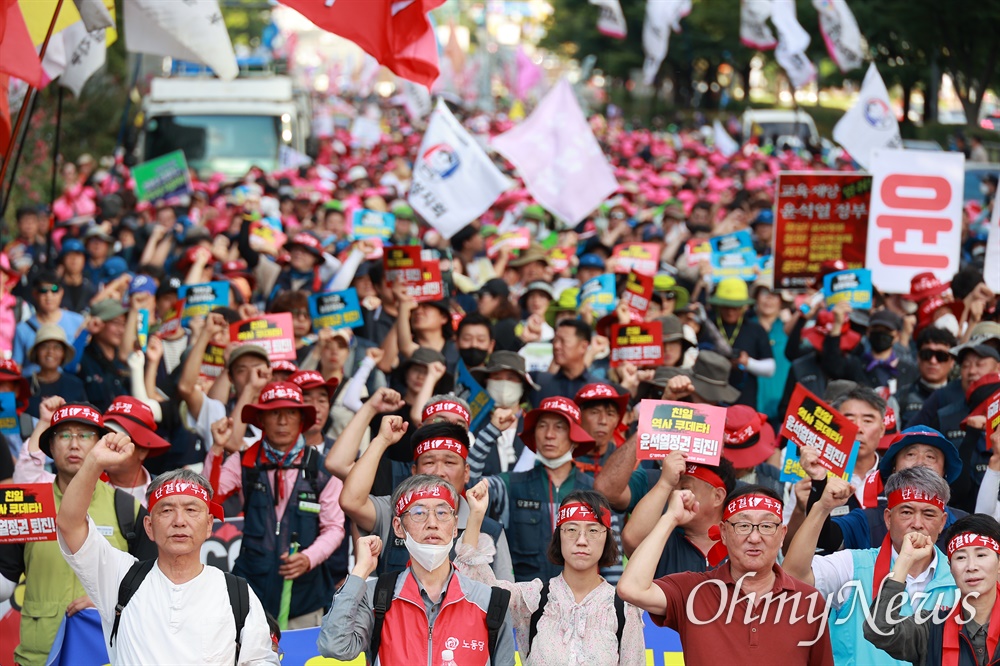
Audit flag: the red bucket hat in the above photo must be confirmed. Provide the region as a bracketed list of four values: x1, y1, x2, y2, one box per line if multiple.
[574, 383, 629, 418]
[39, 403, 111, 458]
[904, 272, 951, 302]
[803, 310, 862, 354]
[520, 397, 596, 457]
[241, 382, 317, 431]
[0, 358, 30, 411]
[271, 360, 299, 376]
[285, 232, 324, 259]
[104, 397, 170, 456]
[723, 405, 776, 469]
[916, 296, 951, 332]
[289, 370, 339, 399]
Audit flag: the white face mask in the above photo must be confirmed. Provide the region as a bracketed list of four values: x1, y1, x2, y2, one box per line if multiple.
[536, 449, 574, 469]
[403, 529, 454, 572]
[934, 313, 960, 336]
[487, 379, 524, 408]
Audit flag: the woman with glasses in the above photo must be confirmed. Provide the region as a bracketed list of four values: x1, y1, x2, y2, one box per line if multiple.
[456, 481, 645, 665]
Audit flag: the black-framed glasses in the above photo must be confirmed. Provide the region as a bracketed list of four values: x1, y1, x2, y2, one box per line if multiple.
[35, 284, 60, 293]
[726, 520, 781, 536]
[918, 349, 951, 363]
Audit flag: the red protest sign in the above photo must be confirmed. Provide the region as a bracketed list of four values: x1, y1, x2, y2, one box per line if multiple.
[610, 321, 663, 367]
[621, 272, 654, 317]
[383, 245, 423, 285]
[0, 484, 57, 544]
[611, 243, 659, 276]
[774, 172, 871, 289]
[986, 390, 1000, 450]
[230, 313, 296, 361]
[486, 228, 531, 259]
[156, 300, 184, 339]
[636, 400, 727, 464]
[780, 384, 860, 480]
[403, 263, 445, 303]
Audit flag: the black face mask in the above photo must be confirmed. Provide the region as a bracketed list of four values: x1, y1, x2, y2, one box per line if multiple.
[459, 347, 489, 368]
[869, 331, 894, 354]
[687, 223, 712, 235]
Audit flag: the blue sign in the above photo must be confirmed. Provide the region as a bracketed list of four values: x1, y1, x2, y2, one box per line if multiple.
[309, 288, 364, 331]
[709, 230, 758, 283]
[137, 309, 150, 353]
[352, 209, 396, 241]
[0, 392, 17, 436]
[578, 274, 617, 317]
[454, 360, 495, 432]
[710, 229, 754, 255]
[823, 269, 873, 311]
[779, 439, 861, 484]
[178, 281, 229, 325]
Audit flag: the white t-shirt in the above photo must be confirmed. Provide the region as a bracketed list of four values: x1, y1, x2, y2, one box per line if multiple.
[59, 517, 279, 666]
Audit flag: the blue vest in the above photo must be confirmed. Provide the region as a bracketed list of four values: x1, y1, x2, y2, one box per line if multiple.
[506, 465, 594, 583]
[232, 444, 333, 618]
[377, 505, 504, 575]
[830, 546, 958, 666]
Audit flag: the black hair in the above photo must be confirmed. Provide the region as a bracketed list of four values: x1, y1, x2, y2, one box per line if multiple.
[265, 610, 280, 643]
[547, 489, 619, 568]
[34, 270, 61, 288]
[367, 260, 386, 286]
[450, 224, 478, 253]
[212, 306, 242, 325]
[916, 326, 959, 350]
[951, 267, 984, 301]
[457, 312, 494, 340]
[137, 264, 166, 283]
[557, 318, 593, 344]
[946, 514, 1000, 550]
[15, 206, 39, 222]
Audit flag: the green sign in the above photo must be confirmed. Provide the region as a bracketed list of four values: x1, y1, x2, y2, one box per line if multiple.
[132, 150, 192, 202]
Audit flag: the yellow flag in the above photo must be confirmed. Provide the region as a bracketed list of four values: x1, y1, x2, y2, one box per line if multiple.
[19, 0, 117, 47]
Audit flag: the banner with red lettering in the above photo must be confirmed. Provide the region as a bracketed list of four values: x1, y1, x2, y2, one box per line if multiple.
[774, 172, 871, 289]
[403, 263, 445, 302]
[865, 149, 964, 294]
[779, 384, 860, 481]
[610, 321, 663, 367]
[383, 245, 423, 285]
[635, 400, 727, 464]
[229, 314, 296, 361]
[0, 484, 57, 544]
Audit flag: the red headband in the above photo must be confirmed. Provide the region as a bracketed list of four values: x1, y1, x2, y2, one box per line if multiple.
[394, 486, 457, 516]
[723, 494, 783, 521]
[149, 480, 224, 520]
[887, 487, 946, 513]
[422, 400, 471, 426]
[685, 463, 726, 491]
[413, 437, 468, 460]
[556, 502, 612, 528]
[947, 532, 1000, 559]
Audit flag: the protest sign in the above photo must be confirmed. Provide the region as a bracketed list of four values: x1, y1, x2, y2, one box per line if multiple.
[710, 247, 758, 283]
[352, 209, 396, 241]
[578, 274, 617, 317]
[621, 271, 654, 317]
[823, 268, 873, 310]
[779, 384, 860, 482]
[611, 243, 659, 276]
[866, 149, 964, 294]
[383, 245, 423, 285]
[201, 344, 226, 380]
[986, 390, 1000, 449]
[403, 263, 445, 302]
[137, 309, 149, 353]
[131, 150, 191, 202]
[610, 322, 663, 367]
[774, 172, 871, 289]
[711, 230, 754, 255]
[549, 247, 570, 273]
[156, 301, 183, 338]
[0, 484, 57, 544]
[636, 400, 727, 465]
[248, 219, 287, 254]
[178, 281, 229, 325]
[486, 229, 531, 259]
[519, 342, 553, 373]
[0, 393, 17, 437]
[230, 314, 296, 361]
[309, 288, 364, 331]
[685, 237, 712, 258]
[453, 360, 495, 432]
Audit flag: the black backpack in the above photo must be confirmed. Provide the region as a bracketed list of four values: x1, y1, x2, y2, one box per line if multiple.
[370, 570, 510, 665]
[109, 560, 249, 666]
[527, 580, 626, 658]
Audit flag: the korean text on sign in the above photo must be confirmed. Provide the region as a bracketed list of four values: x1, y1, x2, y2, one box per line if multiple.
[0, 484, 58, 544]
[636, 400, 727, 465]
[779, 383, 860, 481]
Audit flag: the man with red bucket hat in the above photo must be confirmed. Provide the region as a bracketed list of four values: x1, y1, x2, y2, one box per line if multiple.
[205, 381, 345, 628]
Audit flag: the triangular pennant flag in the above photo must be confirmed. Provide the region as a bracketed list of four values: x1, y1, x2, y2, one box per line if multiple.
[833, 63, 902, 170]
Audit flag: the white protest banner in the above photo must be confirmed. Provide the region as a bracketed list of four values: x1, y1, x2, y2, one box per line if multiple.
[409, 99, 511, 239]
[986, 189, 1000, 293]
[866, 149, 964, 294]
[589, 0, 627, 39]
[833, 64, 902, 170]
[771, 0, 815, 88]
[811, 0, 863, 72]
[740, 0, 777, 49]
[123, 0, 237, 80]
[641, 0, 691, 85]
[713, 120, 739, 157]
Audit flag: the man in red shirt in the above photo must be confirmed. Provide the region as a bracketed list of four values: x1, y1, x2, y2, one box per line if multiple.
[618, 485, 834, 665]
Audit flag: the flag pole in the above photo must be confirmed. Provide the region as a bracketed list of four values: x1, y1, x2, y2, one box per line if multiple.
[45, 86, 65, 268]
[0, 0, 67, 218]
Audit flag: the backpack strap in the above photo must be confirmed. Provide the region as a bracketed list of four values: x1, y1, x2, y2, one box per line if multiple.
[224, 572, 250, 666]
[110, 559, 155, 646]
[369, 571, 401, 662]
[614, 592, 626, 655]
[486, 586, 510, 666]
[526, 580, 550, 656]
[301, 445, 322, 495]
[113, 489, 137, 554]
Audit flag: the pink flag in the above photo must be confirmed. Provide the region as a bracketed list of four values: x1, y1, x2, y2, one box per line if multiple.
[492, 79, 618, 226]
[514, 46, 541, 100]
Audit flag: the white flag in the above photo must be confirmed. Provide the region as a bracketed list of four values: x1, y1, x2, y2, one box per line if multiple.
[812, 0, 863, 72]
[713, 120, 739, 157]
[279, 145, 311, 170]
[72, 0, 113, 32]
[409, 99, 512, 239]
[589, 0, 627, 39]
[771, 0, 815, 88]
[123, 0, 238, 81]
[42, 23, 108, 98]
[740, 0, 777, 49]
[986, 190, 1000, 293]
[642, 0, 691, 85]
[832, 64, 902, 170]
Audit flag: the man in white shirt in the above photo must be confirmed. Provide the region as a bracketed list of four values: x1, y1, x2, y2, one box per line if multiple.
[56, 433, 279, 665]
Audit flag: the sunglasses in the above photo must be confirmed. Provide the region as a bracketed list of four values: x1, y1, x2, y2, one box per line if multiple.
[35, 284, 60, 293]
[918, 349, 952, 363]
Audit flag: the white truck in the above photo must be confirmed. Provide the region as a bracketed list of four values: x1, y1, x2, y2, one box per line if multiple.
[140, 75, 311, 179]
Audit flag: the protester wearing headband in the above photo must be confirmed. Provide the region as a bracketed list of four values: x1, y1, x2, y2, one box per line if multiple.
[58, 449, 278, 665]
[456, 482, 645, 665]
[318, 475, 515, 666]
[205, 381, 344, 629]
[865, 514, 1000, 666]
[619, 485, 834, 665]
[338, 417, 513, 580]
[784, 466, 958, 665]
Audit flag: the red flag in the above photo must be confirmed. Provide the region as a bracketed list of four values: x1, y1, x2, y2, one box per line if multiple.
[279, 0, 444, 88]
[0, 73, 11, 155]
[0, 0, 43, 88]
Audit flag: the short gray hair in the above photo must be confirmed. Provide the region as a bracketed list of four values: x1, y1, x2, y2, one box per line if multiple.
[884, 465, 951, 505]
[390, 474, 459, 517]
[831, 385, 886, 418]
[425, 394, 471, 416]
[146, 469, 214, 506]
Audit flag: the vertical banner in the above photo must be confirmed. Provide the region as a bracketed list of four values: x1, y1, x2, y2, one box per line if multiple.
[453, 360, 494, 432]
[865, 149, 964, 294]
[774, 172, 871, 289]
[136, 309, 149, 353]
